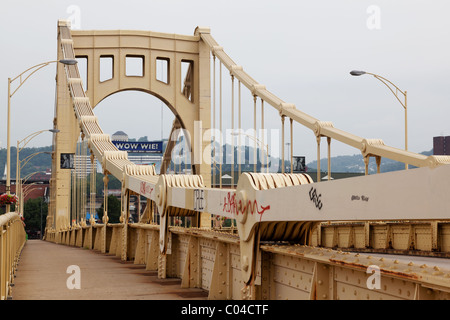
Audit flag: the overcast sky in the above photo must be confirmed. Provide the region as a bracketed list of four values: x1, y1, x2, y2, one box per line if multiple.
[1, 0, 450, 164]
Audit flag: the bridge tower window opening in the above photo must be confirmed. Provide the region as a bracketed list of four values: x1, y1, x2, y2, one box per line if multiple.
[181, 60, 194, 102]
[76, 56, 88, 91]
[125, 55, 145, 77]
[156, 57, 170, 84]
[99, 55, 114, 82]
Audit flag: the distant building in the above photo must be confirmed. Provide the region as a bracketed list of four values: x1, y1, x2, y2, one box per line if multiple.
[112, 131, 128, 141]
[433, 136, 450, 155]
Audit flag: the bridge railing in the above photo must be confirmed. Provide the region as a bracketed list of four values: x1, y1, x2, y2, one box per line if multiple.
[0, 212, 27, 300]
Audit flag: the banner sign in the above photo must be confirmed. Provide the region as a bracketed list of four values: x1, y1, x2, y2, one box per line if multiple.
[112, 140, 163, 153]
[293, 156, 306, 172]
[60, 153, 75, 169]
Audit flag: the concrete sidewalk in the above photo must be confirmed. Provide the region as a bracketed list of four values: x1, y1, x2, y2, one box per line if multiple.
[12, 240, 208, 300]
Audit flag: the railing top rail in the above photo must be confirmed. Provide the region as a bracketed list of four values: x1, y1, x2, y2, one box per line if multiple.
[0, 212, 19, 227]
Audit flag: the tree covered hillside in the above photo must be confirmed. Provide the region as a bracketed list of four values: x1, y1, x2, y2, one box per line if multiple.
[0, 145, 53, 179]
[306, 150, 433, 174]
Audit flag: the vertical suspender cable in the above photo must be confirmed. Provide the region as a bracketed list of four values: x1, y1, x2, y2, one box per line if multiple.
[317, 136, 321, 182]
[281, 116, 285, 174]
[327, 137, 331, 180]
[90, 154, 95, 225]
[212, 55, 216, 188]
[290, 118, 293, 174]
[231, 75, 235, 187]
[253, 95, 257, 173]
[238, 80, 241, 178]
[77, 138, 81, 224]
[261, 99, 265, 173]
[219, 62, 223, 189]
[82, 138, 87, 223]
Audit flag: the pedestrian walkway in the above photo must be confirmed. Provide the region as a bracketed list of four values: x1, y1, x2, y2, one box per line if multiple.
[12, 240, 208, 300]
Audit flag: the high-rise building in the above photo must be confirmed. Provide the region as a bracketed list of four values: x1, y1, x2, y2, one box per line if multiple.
[433, 136, 450, 155]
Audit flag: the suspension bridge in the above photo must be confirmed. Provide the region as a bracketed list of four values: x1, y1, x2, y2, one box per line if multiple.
[2, 19, 450, 301]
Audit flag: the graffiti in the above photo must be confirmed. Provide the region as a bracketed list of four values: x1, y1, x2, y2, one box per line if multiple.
[351, 195, 369, 202]
[309, 187, 323, 210]
[246, 200, 271, 222]
[222, 192, 270, 221]
[194, 189, 205, 211]
[140, 182, 154, 197]
[223, 192, 237, 215]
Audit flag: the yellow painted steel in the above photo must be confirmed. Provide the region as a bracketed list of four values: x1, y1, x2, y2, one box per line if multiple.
[0, 212, 27, 300]
[40, 20, 450, 300]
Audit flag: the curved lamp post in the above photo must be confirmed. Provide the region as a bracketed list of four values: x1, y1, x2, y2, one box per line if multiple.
[16, 128, 59, 184]
[16, 151, 53, 216]
[5, 59, 77, 212]
[16, 129, 59, 183]
[350, 70, 408, 170]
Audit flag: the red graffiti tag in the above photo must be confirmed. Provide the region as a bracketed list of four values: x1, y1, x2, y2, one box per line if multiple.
[223, 192, 237, 215]
[223, 192, 270, 221]
[140, 182, 154, 197]
[245, 200, 271, 222]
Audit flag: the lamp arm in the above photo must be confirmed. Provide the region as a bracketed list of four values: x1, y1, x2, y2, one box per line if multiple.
[18, 130, 50, 152]
[367, 73, 406, 109]
[10, 61, 58, 97]
[20, 151, 50, 169]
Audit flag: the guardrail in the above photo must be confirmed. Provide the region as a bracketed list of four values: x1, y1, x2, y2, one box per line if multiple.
[0, 212, 27, 300]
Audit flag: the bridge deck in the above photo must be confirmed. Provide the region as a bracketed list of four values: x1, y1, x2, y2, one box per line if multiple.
[12, 240, 208, 300]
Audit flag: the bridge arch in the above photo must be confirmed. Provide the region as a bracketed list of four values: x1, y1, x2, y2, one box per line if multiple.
[93, 88, 192, 174]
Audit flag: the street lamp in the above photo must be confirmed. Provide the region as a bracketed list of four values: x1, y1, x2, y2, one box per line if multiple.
[350, 70, 408, 170]
[16, 151, 53, 215]
[5, 59, 77, 212]
[16, 129, 59, 182]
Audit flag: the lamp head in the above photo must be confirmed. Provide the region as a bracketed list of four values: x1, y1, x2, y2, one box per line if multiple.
[59, 59, 78, 65]
[350, 70, 366, 76]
